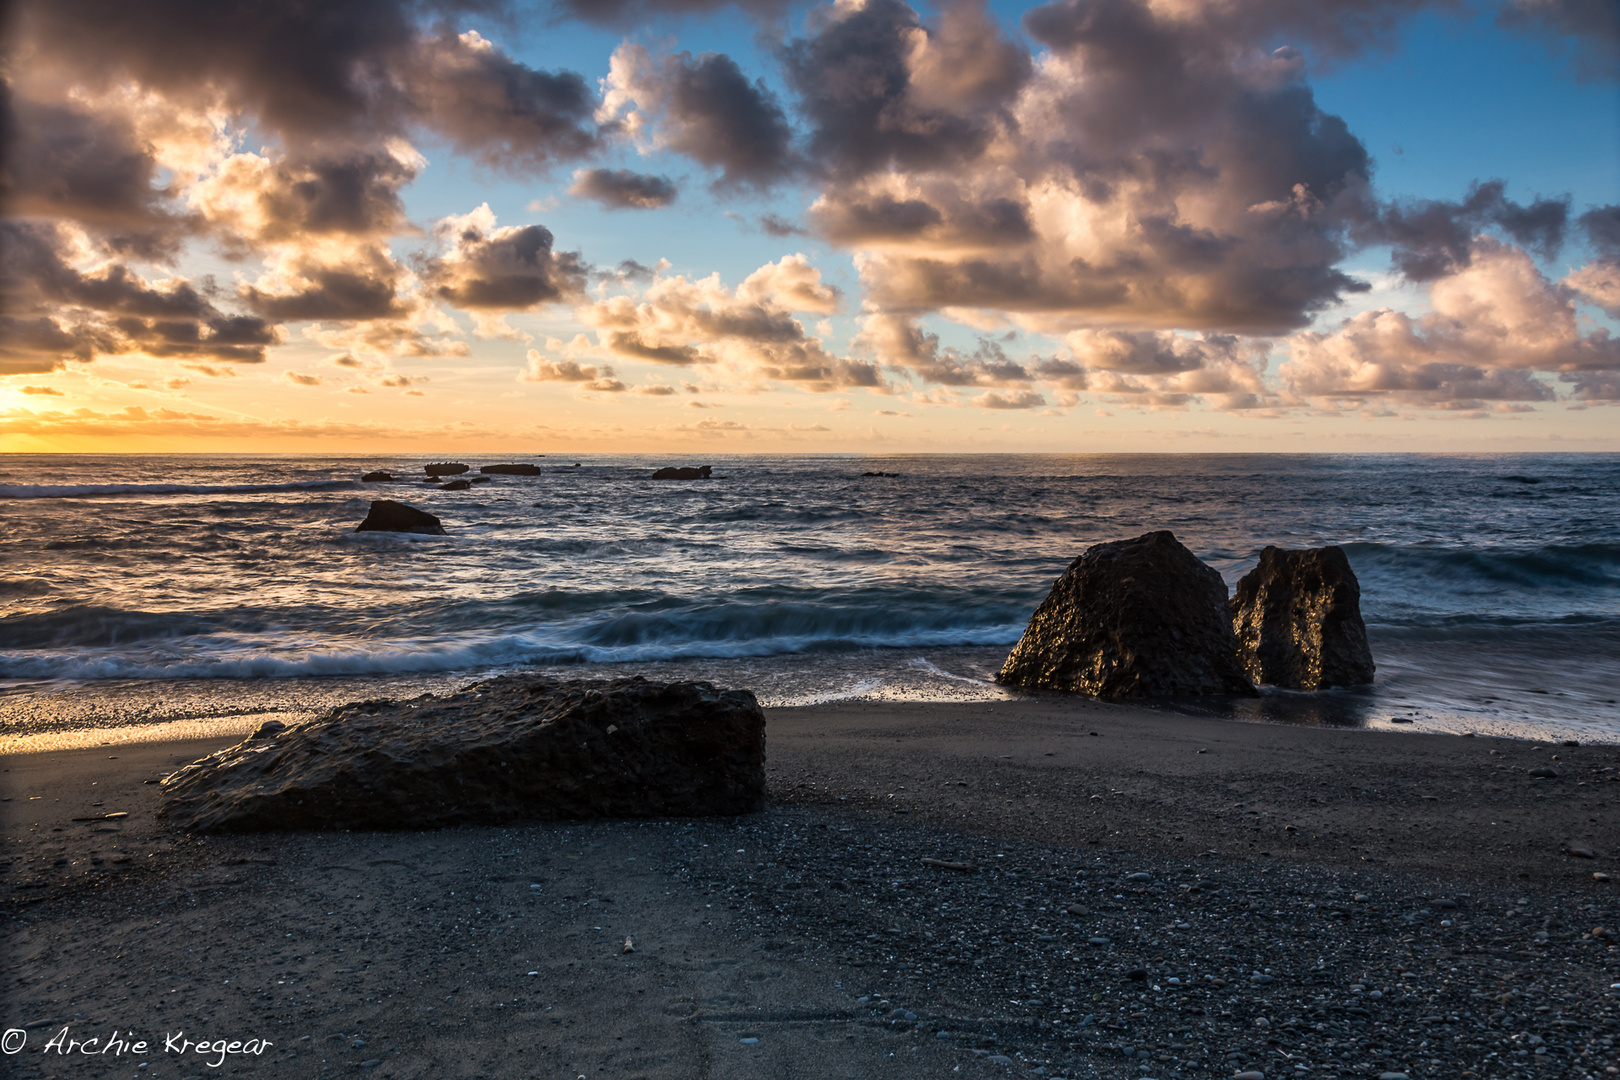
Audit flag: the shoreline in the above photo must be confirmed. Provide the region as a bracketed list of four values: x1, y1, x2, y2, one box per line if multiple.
[4, 698, 1619, 1077]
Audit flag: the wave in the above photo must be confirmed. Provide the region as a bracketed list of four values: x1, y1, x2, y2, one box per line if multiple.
[1344, 541, 1620, 592]
[0, 480, 357, 499]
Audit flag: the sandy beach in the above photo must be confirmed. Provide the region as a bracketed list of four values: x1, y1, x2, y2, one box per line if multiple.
[4, 699, 1620, 1078]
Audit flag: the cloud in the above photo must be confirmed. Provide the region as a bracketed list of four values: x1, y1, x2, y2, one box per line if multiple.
[793, 0, 1380, 338]
[599, 45, 798, 189]
[973, 388, 1046, 409]
[580, 256, 882, 390]
[758, 213, 806, 237]
[0, 220, 282, 373]
[1364, 180, 1571, 282]
[548, 0, 792, 25]
[1282, 238, 1620, 408]
[15, 385, 65, 396]
[282, 370, 323, 386]
[422, 204, 587, 311]
[569, 168, 679, 210]
[520, 349, 614, 383]
[1498, 0, 1620, 81]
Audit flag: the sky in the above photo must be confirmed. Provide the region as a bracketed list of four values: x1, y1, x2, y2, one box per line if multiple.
[1, 0, 1617, 454]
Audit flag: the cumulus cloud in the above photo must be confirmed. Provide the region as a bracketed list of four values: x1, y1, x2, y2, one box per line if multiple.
[422, 205, 587, 311]
[974, 388, 1046, 409]
[568, 168, 679, 210]
[0, 220, 282, 374]
[1282, 238, 1620, 408]
[578, 255, 882, 390]
[1364, 180, 1571, 282]
[599, 45, 798, 189]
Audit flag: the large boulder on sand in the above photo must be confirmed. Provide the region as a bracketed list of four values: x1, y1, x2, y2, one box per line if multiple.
[1230, 545, 1375, 690]
[355, 500, 445, 535]
[996, 530, 1255, 698]
[159, 676, 767, 831]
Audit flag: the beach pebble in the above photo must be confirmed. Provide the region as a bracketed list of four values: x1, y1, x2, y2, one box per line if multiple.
[1377, 1073, 1410, 1080]
[1127, 872, 1153, 882]
[987, 1054, 1014, 1065]
[739, 1037, 759, 1045]
[1595, 872, 1611, 882]
[1528, 766, 1559, 778]
[1569, 846, 1597, 858]
[1234, 1071, 1265, 1080]
[1065, 904, 1091, 916]
[1250, 973, 1275, 985]
[1432, 898, 1459, 909]
[1127, 968, 1148, 981]
[1087, 936, 1111, 945]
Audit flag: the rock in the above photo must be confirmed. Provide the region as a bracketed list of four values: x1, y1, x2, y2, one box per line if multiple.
[652, 465, 712, 480]
[424, 462, 469, 476]
[438, 479, 471, 491]
[996, 531, 1255, 698]
[249, 719, 286, 739]
[1569, 846, 1597, 859]
[862, 471, 900, 477]
[354, 500, 446, 536]
[1230, 545, 1375, 689]
[360, 471, 393, 482]
[1529, 766, 1559, 778]
[469, 475, 491, 484]
[480, 464, 544, 476]
[158, 676, 766, 831]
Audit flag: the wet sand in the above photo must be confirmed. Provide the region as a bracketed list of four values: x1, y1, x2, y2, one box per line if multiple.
[3, 699, 1619, 1078]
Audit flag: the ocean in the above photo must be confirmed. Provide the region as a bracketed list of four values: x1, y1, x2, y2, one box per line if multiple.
[3, 453, 1617, 748]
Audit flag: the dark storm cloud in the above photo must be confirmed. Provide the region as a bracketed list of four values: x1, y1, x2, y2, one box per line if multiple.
[1367, 180, 1571, 281]
[568, 168, 679, 209]
[424, 218, 587, 310]
[242, 151, 421, 243]
[783, 0, 1031, 180]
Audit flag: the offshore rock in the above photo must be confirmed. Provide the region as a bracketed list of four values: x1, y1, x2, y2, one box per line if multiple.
[480, 463, 544, 475]
[354, 500, 446, 535]
[652, 465, 712, 479]
[360, 471, 393, 482]
[1230, 545, 1375, 689]
[997, 530, 1255, 698]
[159, 677, 767, 831]
[424, 462, 469, 476]
[438, 478, 471, 490]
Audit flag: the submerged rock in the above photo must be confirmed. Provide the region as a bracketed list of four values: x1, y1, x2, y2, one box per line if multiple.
[438, 478, 471, 491]
[424, 462, 469, 476]
[158, 677, 766, 831]
[652, 465, 712, 480]
[354, 500, 446, 535]
[480, 463, 544, 475]
[360, 471, 393, 482]
[1230, 545, 1374, 690]
[996, 530, 1254, 698]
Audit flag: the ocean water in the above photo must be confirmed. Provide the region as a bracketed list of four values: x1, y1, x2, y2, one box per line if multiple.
[2, 453, 1617, 747]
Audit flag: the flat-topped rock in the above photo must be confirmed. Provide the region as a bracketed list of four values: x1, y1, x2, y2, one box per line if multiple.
[355, 500, 445, 535]
[480, 463, 544, 475]
[1231, 545, 1375, 689]
[438, 478, 471, 490]
[159, 676, 767, 831]
[997, 530, 1255, 698]
[424, 462, 469, 476]
[360, 471, 393, 482]
[652, 465, 712, 480]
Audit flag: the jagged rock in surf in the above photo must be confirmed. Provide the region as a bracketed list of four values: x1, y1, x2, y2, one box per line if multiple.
[424, 462, 469, 476]
[652, 465, 712, 480]
[355, 500, 446, 535]
[360, 471, 393, 482]
[159, 677, 767, 831]
[1230, 545, 1375, 690]
[480, 463, 544, 475]
[997, 530, 1255, 699]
